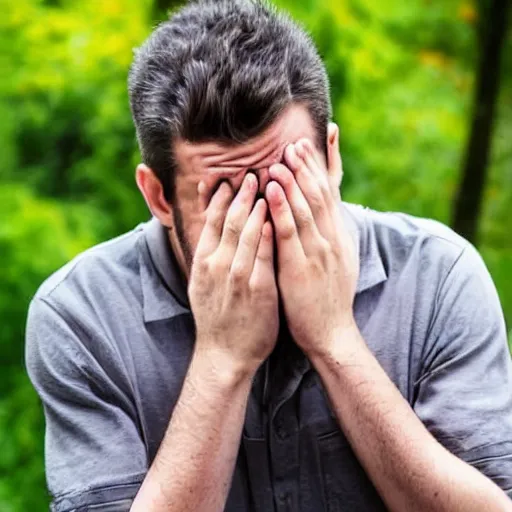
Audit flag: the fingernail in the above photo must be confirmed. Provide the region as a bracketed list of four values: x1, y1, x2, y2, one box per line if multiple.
[245, 172, 256, 189]
[267, 181, 283, 203]
[269, 164, 280, 176]
[256, 198, 267, 212]
[298, 140, 309, 157]
[293, 143, 303, 159]
[286, 143, 295, 158]
[219, 181, 232, 196]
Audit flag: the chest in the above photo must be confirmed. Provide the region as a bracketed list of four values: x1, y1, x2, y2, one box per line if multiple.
[120, 273, 430, 511]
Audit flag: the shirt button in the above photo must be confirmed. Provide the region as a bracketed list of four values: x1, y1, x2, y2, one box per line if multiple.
[275, 424, 287, 439]
[278, 492, 290, 503]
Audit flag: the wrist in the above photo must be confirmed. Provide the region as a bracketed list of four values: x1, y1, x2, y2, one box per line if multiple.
[191, 345, 258, 390]
[307, 319, 367, 365]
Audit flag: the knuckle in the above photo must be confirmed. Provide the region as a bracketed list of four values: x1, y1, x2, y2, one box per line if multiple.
[256, 252, 271, 265]
[224, 217, 241, 237]
[310, 260, 324, 276]
[318, 178, 330, 196]
[280, 223, 296, 241]
[316, 239, 331, 263]
[209, 254, 229, 275]
[191, 256, 211, 278]
[251, 277, 274, 296]
[207, 210, 224, 231]
[332, 244, 343, 261]
[317, 238, 330, 254]
[223, 219, 241, 241]
[296, 209, 313, 229]
[197, 257, 211, 275]
[308, 191, 324, 212]
[230, 264, 248, 284]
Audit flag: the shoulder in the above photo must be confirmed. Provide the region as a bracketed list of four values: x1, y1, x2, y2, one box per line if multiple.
[348, 204, 475, 281]
[33, 222, 148, 321]
[365, 206, 467, 253]
[26, 222, 151, 384]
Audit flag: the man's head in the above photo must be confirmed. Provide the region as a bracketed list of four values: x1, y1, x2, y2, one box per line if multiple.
[128, 0, 334, 275]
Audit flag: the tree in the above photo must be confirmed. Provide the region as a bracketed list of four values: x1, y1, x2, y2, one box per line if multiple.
[452, 0, 510, 244]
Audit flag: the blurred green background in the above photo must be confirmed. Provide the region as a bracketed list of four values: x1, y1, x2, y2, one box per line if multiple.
[0, 0, 510, 509]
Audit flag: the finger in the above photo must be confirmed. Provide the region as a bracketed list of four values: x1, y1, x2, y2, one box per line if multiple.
[297, 138, 324, 175]
[194, 181, 233, 259]
[197, 180, 209, 213]
[250, 221, 276, 290]
[283, 143, 334, 241]
[295, 138, 335, 212]
[327, 123, 343, 200]
[230, 198, 267, 280]
[268, 163, 320, 253]
[219, 172, 258, 258]
[266, 181, 305, 265]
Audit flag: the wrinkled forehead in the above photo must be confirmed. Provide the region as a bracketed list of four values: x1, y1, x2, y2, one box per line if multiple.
[173, 104, 321, 183]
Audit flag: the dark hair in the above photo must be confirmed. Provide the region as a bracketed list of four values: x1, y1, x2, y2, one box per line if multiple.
[128, 0, 331, 201]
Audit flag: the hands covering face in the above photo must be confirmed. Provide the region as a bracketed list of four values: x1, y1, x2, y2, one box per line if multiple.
[188, 172, 279, 374]
[188, 124, 358, 373]
[266, 132, 358, 357]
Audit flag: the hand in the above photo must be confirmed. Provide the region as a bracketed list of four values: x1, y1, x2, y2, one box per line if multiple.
[265, 125, 359, 357]
[189, 174, 279, 376]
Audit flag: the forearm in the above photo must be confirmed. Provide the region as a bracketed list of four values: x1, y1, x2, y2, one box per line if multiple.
[131, 348, 254, 512]
[310, 325, 512, 512]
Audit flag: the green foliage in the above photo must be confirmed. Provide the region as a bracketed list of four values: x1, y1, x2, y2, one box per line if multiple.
[0, 373, 48, 512]
[276, 0, 512, 323]
[0, 185, 96, 509]
[0, 0, 510, 509]
[1, 0, 150, 237]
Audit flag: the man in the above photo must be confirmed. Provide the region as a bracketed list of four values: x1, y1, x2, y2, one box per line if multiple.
[25, 0, 512, 510]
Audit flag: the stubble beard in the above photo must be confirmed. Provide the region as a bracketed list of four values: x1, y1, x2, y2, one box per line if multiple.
[171, 201, 195, 276]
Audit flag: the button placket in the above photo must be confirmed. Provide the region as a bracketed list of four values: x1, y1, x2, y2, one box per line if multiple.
[277, 491, 292, 511]
[266, 336, 310, 511]
[269, 401, 299, 511]
[243, 436, 276, 511]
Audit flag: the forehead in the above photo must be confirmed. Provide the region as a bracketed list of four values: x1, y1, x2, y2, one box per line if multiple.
[173, 103, 319, 180]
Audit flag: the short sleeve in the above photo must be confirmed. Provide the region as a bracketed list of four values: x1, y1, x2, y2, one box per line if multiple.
[25, 298, 148, 511]
[413, 244, 512, 495]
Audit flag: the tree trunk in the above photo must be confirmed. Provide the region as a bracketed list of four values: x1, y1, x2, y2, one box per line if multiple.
[451, 0, 510, 244]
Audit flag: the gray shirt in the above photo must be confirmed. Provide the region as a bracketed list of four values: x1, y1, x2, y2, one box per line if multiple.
[25, 203, 512, 511]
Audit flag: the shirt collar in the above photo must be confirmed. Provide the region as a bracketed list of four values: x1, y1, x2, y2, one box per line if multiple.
[141, 203, 387, 323]
[343, 203, 388, 294]
[140, 217, 190, 323]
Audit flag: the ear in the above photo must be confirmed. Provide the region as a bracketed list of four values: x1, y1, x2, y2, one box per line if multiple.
[135, 164, 174, 227]
[327, 123, 343, 198]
